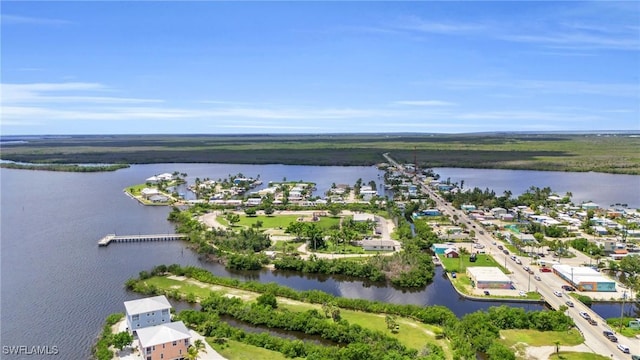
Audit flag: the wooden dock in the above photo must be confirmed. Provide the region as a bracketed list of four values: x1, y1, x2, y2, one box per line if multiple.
[98, 233, 187, 246]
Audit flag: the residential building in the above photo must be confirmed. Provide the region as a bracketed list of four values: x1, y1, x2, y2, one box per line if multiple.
[124, 295, 172, 333]
[137, 321, 191, 360]
[360, 239, 400, 251]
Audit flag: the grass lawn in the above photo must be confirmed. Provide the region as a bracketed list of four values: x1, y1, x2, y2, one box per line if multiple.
[314, 242, 365, 254]
[278, 301, 449, 356]
[500, 329, 583, 347]
[548, 352, 611, 360]
[606, 318, 640, 337]
[125, 183, 147, 195]
[236, 214, 340, 230]
[439, 254, 508, 273]
[210, 339, 290, 360]
[143, 276, 450, 357]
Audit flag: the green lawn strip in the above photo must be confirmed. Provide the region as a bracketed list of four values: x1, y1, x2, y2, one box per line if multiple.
[449, 274, 542, 300]
[499, 329, 583, 348]
[548, 352, 611, 360]
[237, 215, 340, 230]
[439, 254, 509, 274]
[125, 183, 147, 195]
[144, 277, 259, 302]
[278, 300, 445, 352]
[147, 276, 445, 352]
[209, 338, 290, 360]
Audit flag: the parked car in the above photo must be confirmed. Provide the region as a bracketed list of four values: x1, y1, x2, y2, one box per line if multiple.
[617, 344, 630, 354]
[527, 268, 535, 274]
[523, 266, 530, 271]
[534, 275, 541, 281]
[540, 267, 552, 272]
[503, 249, 509, 255]
[565, 301, 574, 307]
[497, 245, 504, 250]
[484, 290, 490, 295]
[515, 258, 522, 265]
[519, 290, 526, 296]
[554, 291, 563, 297]
[562, 285, 576, 291]
[631, 354, 640, 360]
[579, 311, 590, 319]
[451, 272, 457, 279]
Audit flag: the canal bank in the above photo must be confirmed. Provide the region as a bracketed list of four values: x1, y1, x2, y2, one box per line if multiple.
[2, 164, 637, 359]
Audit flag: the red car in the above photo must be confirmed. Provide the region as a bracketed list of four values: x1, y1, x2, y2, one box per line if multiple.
[540, 267, 552, 272]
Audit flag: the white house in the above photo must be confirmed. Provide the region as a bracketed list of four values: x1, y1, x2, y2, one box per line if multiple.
[146, 173, 175, 184]
[124, 295, 172, 333]
[137, 321, 191, 360]
[360, 239, 400, 251]
[140, 188, 161, 200]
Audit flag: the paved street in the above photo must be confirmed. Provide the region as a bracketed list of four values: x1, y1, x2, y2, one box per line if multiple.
[383, 153, 638, 360]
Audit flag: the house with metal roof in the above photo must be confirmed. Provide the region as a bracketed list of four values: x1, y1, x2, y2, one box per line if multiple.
[124, 295, 172, 332]
[137, 320, 191, 360]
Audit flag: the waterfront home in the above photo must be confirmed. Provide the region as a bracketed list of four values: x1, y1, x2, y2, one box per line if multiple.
[498, 213, 514, 221]
[431, 243, 457, 255]
[141, 188, 161, 200]
[137, 320, 191, 360]
[124, 295, 172, 333]
[146, 173, 175, 184]
[467, 267, 512, 289]
[148, 195, 170, 203]
[360, 190, 378, 201]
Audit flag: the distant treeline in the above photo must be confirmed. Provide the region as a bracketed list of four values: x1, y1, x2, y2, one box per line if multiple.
[2, 133, 639, 174]
[0, 162, 129, 172]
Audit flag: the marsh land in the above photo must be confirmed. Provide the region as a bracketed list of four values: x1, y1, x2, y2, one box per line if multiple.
[2, 133, 639, 174]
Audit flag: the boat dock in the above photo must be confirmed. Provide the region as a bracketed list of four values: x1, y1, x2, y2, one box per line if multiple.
[98, 233, 188, 246]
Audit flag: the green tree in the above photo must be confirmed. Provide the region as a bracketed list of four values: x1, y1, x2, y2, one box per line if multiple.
[244, 207, 257, 217]
[112, 331, 133, 351]
[186, 339, 207, 360]
[256, 292, 278, 309]
[263, 206, 275, 216]
[486, 342, 515, 360]
[306, 223, 325, 251]
[226, 213, 240, 227]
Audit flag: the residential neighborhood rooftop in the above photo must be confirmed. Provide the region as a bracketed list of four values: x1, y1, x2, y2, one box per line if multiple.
[124, 295, 171, 315]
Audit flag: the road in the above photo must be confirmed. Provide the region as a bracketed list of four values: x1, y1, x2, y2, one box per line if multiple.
[383, 153, 636, 360]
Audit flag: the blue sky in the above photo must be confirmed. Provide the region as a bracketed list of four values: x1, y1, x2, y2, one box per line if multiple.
[1, 1, 638, 135]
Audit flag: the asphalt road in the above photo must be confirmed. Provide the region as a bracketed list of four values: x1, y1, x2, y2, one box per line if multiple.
[382, 153, 637, 359]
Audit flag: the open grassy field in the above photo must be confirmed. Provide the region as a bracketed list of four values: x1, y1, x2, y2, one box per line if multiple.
[210, 339, 290, 360]
[548, 352, 611, 360]
[439, 253, 508, 273]
[141, 275, 451, 357]
[2, 133, 639, 174]
[236, 214, 340, 230]
[499, 329, 583, 347]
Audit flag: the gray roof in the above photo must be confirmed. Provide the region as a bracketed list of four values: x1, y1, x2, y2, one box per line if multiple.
[124, 295, 171, 315]
[137, 321, 191, 348]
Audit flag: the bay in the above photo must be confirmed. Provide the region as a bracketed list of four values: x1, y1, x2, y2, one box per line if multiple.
[1, 164, 636, 359]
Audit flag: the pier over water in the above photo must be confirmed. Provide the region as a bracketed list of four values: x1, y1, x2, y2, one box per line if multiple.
[97, 234, 187, 246]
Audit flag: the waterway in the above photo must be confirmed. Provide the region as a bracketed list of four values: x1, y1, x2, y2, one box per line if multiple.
[1, 164, 638, 359]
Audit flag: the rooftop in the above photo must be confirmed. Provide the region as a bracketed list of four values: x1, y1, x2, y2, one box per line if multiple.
[124, 295, 171, 315]
[467, 267, 511, 283]
[136, 321, 191, 348]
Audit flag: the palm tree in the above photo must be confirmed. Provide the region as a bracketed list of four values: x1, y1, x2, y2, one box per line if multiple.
[186, 339, 207, 360]
[553, 340, 560, 355]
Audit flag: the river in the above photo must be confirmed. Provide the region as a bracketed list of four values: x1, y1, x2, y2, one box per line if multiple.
[1, 164, 637, 359]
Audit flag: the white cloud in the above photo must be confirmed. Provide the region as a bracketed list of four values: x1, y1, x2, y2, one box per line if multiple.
[1, 14, 71, 26]
[393, 100, 456, 107]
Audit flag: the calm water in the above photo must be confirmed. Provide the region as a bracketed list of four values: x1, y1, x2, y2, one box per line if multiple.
[434, 167, 640, 208]
[1, 164, 636, 359]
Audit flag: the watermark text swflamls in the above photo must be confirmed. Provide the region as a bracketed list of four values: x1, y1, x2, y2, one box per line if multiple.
[2, 345, 59, 356]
